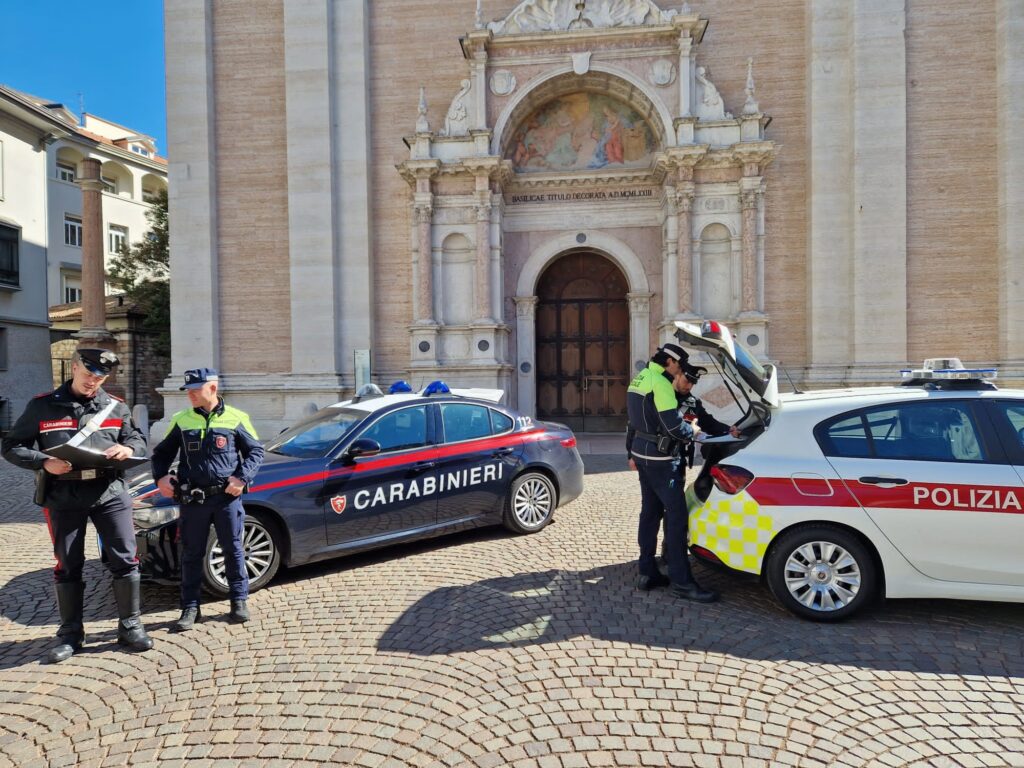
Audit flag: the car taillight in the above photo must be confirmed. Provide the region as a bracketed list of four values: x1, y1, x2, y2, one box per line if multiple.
[560, 436, 577, 448]
[690, 545, 723, 565]
[710, 464, 754, 494]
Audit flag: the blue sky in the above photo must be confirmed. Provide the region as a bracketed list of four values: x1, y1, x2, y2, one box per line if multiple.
[0, 1, 167, 154]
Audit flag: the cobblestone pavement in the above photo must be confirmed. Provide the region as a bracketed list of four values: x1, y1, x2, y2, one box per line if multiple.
[1, 455, 1023, 768]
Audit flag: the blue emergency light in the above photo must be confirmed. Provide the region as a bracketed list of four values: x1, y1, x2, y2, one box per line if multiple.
[422, 380, 451, 396]
[388, 380, 413, 394]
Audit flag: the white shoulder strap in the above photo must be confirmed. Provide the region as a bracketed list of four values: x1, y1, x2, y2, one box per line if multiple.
[66, 399, 120, 448]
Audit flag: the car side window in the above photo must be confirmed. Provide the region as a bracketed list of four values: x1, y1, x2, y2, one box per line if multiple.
[990, 401, 1024, 456]
[819, 402, 986, 462]
[441, 403, 491, 443]
[490, 409, 513, 434]
[359, 406, 428, 453]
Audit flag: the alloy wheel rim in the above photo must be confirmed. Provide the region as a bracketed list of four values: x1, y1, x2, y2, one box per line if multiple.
[513, 477, 552, 527]
[209, 521, 275, 587]
[783, 540, 862, 612]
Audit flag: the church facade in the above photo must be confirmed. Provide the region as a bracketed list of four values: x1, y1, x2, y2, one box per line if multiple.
[163, 0, 1023, 433]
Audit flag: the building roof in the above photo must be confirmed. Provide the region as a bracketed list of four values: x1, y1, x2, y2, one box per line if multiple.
[49, 294, 147, 322]
[0, 84, 167, 167]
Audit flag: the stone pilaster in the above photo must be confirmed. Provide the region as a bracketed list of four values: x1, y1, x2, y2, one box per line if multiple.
[998, 0, 1024, 372]
[514, 296, 538, 417]
[628, 292, 654, 365]
[739, 182, 759, 314]
[662, 186, 679, 318]
[676, 180, 695, 317]
[474, 193, 493, 323]
[414, 200, 435, 324]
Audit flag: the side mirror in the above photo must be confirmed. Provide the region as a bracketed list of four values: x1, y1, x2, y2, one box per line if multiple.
[343, 437, 381, 463]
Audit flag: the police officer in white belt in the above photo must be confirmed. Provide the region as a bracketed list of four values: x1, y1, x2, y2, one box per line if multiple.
[626, 344, 718, 603]
[1, 349, 154, 662]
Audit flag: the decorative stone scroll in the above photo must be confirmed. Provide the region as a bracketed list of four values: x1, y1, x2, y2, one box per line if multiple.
[695, 66, 732, 121]
[441, 80, 472, 137]
[488, 0, 679, 35]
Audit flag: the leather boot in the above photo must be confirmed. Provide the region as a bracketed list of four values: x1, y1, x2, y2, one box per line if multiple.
[48, 581, 86, 664]
[111, 574, 153, 652]
[229, 599, 250, 624]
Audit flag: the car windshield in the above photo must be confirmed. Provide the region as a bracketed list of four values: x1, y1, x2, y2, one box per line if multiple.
[265, 407, 364, 458]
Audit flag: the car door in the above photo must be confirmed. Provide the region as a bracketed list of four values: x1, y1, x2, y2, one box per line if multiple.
[434, 402, 522, 524]
[819, 399, 1024, 586]
[322, 404, 439, 546]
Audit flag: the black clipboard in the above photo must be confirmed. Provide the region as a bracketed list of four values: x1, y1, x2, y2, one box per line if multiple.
[44, 443, 149, 470]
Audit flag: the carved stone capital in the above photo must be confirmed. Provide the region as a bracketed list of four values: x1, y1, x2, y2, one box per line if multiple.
[475, 204, 492, 221]
[627, 292, 653, 315]
[514, 296, 538, 319]
[413, 203, 433, 224]
[740, 190, 758, 210]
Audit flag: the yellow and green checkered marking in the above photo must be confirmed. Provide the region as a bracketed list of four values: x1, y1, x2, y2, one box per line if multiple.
[686, 485, 776, 574]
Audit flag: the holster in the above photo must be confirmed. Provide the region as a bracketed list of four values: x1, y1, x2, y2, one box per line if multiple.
[33, 470, 49, 506]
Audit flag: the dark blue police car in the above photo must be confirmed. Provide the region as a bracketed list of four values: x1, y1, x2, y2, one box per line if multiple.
[131, 382, 584, 595]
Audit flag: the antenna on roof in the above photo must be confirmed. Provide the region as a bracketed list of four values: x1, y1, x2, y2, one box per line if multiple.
[77, 92, 84, 125]
[779, 363, 803, 394]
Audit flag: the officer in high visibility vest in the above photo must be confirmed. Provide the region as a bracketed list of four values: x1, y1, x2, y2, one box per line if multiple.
[151, 368, 265, 630]
[626, 343, 718, 603]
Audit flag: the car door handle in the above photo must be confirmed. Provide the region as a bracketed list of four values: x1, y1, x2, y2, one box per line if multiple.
[413, 461, 437, 471]
[492, 447, 514, 457]
[858, 476, 909, 486]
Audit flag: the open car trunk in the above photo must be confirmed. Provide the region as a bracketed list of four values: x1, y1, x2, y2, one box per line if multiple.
[674, 321, 780, 501]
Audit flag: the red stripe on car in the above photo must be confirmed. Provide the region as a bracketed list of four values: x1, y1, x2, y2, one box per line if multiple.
[745, 477, 1024, 515]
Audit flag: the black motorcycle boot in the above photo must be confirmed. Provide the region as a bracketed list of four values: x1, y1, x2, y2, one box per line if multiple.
[229, 599, 250, 624]
[112, 574, 154, 651]
[173, 606, 201, 632]
[48, 581, 86, 664]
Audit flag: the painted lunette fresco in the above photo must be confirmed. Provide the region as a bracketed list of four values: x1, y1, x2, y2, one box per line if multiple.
[509, 92, 657, 173]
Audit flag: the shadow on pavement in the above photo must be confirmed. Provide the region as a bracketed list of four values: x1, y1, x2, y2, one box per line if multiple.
[377, 560, 1024, 679]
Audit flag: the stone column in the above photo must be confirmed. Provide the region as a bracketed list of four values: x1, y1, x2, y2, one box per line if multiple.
[76, 158, 112, 344]
[740, 181, 759, 313]
[475, 198, 493, 322]
[414, 200, 435, 324]
[676, 177, 695, 316]
[514, 296, 538, 416]
[678, 35, 692, 117]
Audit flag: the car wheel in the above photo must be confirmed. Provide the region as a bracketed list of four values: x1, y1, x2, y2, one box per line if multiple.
[202, 511, 282, 596]
[764, 524, 877, 622]
[503, 471, 556, 534]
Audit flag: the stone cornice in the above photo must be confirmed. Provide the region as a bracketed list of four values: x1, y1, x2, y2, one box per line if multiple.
[396, 158, 442, 186]
[506, 167, 657, 191]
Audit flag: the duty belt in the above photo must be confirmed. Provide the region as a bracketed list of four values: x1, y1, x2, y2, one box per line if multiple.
[54, 469, 118, 482]
[632, 429, 661, 443]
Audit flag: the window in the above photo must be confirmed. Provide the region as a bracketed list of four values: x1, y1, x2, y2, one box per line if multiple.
[62, 273, 82, 303]
[130, 145, 151, 157]
[57, 162, 76, 183]
[817, 402, 985, 462]
[143, 189, 160, 203]
[0, 225, 18, 285]
[64, 215, 82, 247]
[441, 403, 492, 443]
[108, 224, 128, 254]
[490, 410, 514, 434]
[101, 176, 117, 194]
[264, 407, 364, 459]
[359, 406, 428, 453]
[0, 327, 7, 369]
[990, 401, 1024, 459]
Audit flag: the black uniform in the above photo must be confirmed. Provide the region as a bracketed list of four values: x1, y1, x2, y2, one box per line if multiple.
[676, 392, 731, 471]
[626, 361, 695, 586]
[1, 381, 147, 581]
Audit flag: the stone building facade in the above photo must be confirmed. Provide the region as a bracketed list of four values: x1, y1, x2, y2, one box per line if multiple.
[164, 0, 1024, 434]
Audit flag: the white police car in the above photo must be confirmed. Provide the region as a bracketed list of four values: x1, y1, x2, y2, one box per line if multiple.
[132, 381, 584, 595]
[677, 321, 1024, 621]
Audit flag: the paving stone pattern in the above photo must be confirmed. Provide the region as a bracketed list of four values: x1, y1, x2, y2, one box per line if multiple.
[1, 457, 1023, 767]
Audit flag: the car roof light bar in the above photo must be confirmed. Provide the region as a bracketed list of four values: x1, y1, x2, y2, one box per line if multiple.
[899, 357, 998, 381]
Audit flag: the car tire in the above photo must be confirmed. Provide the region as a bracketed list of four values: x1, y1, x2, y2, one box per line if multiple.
[202, 511, 283, 597]
[503, 471, 556, 534]
[764, 524, 877, 622]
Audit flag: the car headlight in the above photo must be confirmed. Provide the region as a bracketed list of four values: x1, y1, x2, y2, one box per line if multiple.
[133, 505, 180, 530]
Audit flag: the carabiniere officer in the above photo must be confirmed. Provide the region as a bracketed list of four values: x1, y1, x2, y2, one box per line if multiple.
[1, 348, 154, 662]
[151, 368, 264, 631]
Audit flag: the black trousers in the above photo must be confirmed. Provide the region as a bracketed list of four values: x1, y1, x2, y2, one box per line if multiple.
[178, 495, 248, 608]
[636, 460, 692, 586]
[44, 493, 139, 582]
